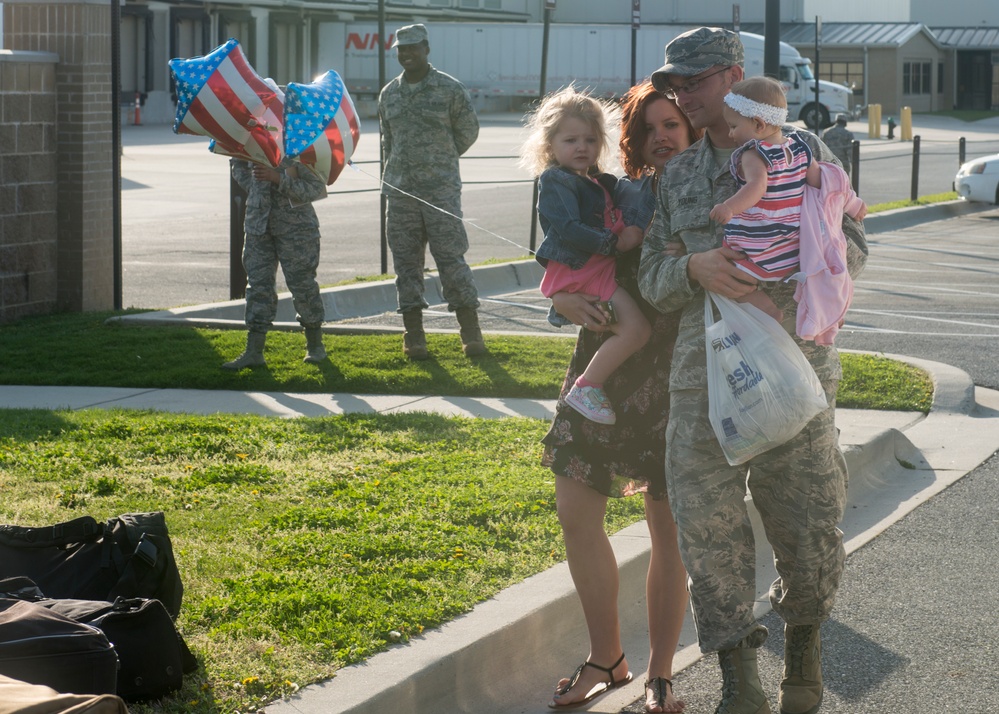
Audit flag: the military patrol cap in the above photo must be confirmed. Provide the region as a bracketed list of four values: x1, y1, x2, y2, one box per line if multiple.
[392, 23, 429, 48]
[835, 113, 849, 125]
[650, 27, 744, 93]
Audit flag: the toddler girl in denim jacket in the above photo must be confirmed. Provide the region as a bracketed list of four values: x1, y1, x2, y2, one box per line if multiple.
[521, 86, 651, 425]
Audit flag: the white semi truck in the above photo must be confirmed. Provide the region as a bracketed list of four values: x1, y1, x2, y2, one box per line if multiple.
[317, 22, 853, 127]
[739, 32, 853, 128]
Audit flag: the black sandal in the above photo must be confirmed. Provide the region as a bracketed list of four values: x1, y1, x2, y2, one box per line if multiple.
[644, 676, 685, 713]
[548, 652, 633, 710]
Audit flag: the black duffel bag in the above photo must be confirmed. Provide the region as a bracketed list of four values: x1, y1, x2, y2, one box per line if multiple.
[1, 577, 198, 702]
[43, 596, 198, 701]
[0, 598, 118, 696]
[0, 513, 183, 619]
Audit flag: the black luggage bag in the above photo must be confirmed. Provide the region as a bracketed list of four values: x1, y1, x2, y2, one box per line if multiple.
[1, 577, 197, 702]
[0, 599, 118, 696]
[43, 596, 197, 701]
[0, 512, 183, 619]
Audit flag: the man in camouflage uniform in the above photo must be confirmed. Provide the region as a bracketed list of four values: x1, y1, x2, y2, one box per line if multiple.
[822, 114, 856, 177]
[222, 157, 328, 370]
[638, 28, 868, 714]
[378, 23, 485, 360]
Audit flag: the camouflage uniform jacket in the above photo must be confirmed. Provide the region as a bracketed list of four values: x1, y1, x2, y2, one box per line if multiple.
[638, 127, 869, 393]
[821, 124, 855, 171]
[231, 158, 326, 237]
[378, 66, 479, 201]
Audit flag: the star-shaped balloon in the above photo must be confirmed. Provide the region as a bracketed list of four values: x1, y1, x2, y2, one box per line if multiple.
[168, 38, 283, 167]
[284, 70, 361, 185]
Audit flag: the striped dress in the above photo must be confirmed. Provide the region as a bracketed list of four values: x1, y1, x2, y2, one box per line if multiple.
[724, 133, 813, 280]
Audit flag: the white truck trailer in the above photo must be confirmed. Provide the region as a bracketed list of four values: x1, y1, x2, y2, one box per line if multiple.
[316, 22, 853, 127]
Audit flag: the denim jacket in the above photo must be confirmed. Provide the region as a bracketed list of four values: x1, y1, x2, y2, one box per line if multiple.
[613, 173, 656, 233]
[535, 166, 621, 270]
[541, 171, 657, 326]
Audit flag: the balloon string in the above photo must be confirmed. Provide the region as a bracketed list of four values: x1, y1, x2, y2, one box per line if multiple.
[347, 161, 537, 257]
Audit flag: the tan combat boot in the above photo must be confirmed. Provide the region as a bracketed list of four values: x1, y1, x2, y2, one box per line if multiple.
[402, 310, 429, 360]
[303, 327, 327, 364]
[715, 646, 771, 714]
[455, 307, 486, 357]
[221, 331, 267, 370]
[779, 624, 822, 714]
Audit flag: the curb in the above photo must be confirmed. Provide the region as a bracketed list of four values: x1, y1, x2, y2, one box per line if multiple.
[262, 355, 979, 714]
[108, 261, 545, 332]
[861, 198, 994, 234]
[838, 426, 922, 479]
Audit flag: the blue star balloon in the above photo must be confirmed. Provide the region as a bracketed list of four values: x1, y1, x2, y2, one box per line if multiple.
[284, 70, 361, 184]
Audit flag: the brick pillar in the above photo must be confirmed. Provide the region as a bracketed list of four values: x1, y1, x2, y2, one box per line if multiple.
[3, 0, 114, 312]
[0, 51, 59, 325]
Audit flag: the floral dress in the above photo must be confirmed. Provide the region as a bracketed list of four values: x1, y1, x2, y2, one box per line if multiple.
[540, 249, 680, 499]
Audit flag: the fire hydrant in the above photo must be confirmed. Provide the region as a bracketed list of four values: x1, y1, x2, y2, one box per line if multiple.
[887, 116, 896, 140]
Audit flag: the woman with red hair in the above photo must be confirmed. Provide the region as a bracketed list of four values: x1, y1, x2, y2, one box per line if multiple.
[544, 81, 700, 713]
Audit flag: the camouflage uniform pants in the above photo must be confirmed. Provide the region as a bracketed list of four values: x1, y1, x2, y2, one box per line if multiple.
[242, 231, 324, 332]
[386, 194, 479, 313]
[664, 382, 848, 653]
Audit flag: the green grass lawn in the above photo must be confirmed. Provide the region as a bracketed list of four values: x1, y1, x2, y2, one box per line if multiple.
[0, 310, 933, 713]
[0, 311, 933, 411]
[867, 191, 960, 213]
[1, 409, 572, 713]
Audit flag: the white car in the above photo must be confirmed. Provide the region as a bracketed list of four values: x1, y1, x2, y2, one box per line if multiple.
[954, 154, 999, 204]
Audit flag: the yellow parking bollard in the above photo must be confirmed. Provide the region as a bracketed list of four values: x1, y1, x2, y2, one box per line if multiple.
[901, 106, 913, 141]
[868, 104, 881, 139]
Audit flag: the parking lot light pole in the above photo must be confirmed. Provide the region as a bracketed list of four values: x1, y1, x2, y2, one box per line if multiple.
[529, 2, 554, 254]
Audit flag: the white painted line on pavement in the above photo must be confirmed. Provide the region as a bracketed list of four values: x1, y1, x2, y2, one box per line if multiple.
[849, 308, 999, 330]
[845, 325, 999, 337]
[855, 284, 999, 297]
[481, 296, 549, 312]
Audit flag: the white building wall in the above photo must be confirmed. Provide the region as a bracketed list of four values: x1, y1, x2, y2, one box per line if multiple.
[791, 0, 911, 23]
[909, 0, 999, 26]
[543, 0, 995, 26]
[549, 0, 803, 25]
[251, 7, 269, 77]
[150, 2, 171, 92]
[409, 0, 535, 19]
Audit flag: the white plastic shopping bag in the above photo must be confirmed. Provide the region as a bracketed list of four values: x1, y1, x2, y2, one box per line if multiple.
[704, 292, 829, 465]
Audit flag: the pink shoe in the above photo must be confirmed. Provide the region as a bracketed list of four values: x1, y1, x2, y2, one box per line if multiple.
[565, 384, 617, 425]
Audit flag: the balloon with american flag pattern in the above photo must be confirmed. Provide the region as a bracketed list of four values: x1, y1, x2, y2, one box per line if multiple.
[207, 78, 285, 164]
[283, 70, 361, 185]
[168, 38, 283, 168]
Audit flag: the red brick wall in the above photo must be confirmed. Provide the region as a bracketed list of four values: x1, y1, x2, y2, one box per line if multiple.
[2, 0, 114, 322]
[0, 52, 59, 324]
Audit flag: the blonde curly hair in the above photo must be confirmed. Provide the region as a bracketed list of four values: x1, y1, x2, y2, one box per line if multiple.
[519, 85, 619, 177]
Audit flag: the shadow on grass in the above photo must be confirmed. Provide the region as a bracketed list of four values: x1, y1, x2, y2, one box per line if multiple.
[0, 409, 82, 442]
[0, 311, 566, 399]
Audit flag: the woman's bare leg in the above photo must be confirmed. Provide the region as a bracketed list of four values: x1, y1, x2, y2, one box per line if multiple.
[550, 476, 631, 706]
[643, 493, 689, 713]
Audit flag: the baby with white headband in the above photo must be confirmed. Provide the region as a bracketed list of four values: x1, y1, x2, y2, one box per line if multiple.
[709, 76, 865, 323]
